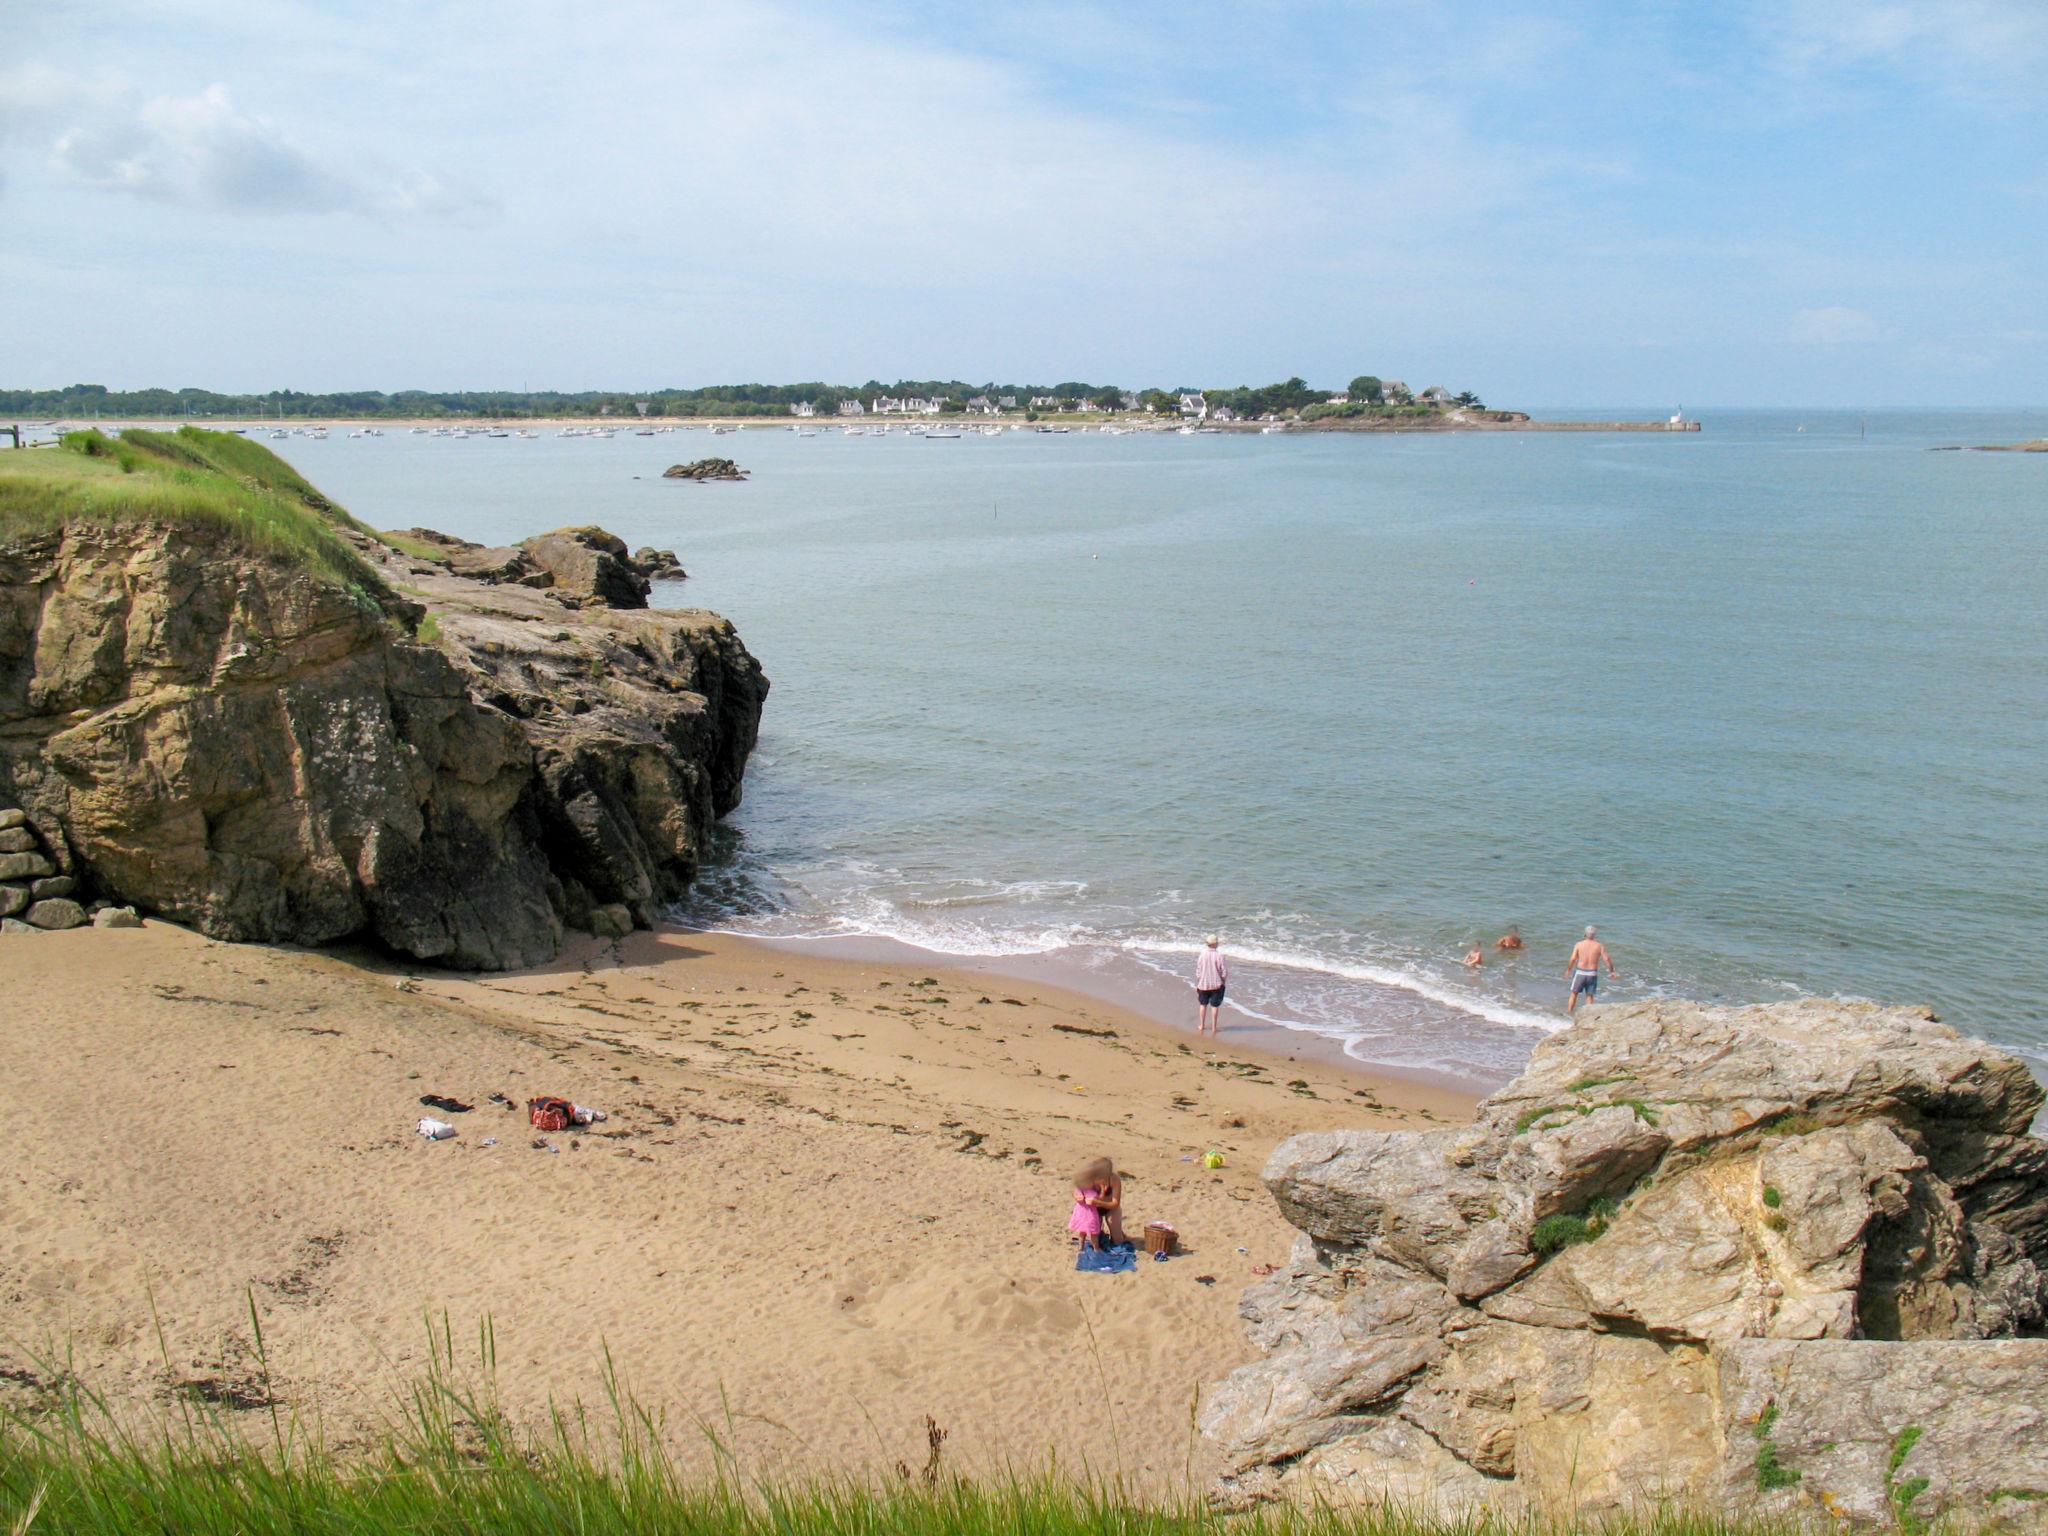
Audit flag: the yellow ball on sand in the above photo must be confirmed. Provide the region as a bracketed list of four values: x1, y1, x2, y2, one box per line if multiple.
[1202, 1150, 1226, 1169]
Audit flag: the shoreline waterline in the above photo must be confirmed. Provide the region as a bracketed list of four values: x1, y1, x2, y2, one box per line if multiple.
[675, 918, 1529, 1100]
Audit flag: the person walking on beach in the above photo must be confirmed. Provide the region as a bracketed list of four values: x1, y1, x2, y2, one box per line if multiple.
[1194, 935, 1228, 1036]
[1564, 926, 1616, 1015]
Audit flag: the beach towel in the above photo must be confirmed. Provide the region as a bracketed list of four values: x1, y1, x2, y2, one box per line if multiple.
[1075, 1243, 1136, 1275]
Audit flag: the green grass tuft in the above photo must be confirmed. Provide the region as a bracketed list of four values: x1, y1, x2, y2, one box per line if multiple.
[1885, 1425, 1929, 1534]
[1750, 1403, 1801, 1492]
[1565, 1073, 1634, 1093]
[1, 427, 400, 615]
[1761, 1186, 1782, 1209]
[1889, 1425, 1924, 1476]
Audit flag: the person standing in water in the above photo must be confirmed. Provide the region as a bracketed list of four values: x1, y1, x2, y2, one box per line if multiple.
[1565, 926, 1616, 1015]
[1194, 935, 1228, 1036]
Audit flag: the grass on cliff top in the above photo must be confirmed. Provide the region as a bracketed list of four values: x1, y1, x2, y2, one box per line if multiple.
[0, 428, 406, 615]
[0, 1321, 1822, 1536]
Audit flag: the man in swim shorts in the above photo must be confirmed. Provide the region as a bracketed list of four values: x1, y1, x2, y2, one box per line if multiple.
[1194, 935, 1228, 1036]
[1564, 926, 1616, 1015]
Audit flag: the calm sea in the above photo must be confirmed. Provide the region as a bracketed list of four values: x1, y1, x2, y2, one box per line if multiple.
[268, 411, 2048, 1093]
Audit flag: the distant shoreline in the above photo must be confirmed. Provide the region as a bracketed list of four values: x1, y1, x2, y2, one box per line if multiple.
[19, 411, 1700, 436]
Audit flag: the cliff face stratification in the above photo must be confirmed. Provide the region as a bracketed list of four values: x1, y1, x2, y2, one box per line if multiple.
[0, 516, 765, 968]
[1205, 1000, 2048, 1526]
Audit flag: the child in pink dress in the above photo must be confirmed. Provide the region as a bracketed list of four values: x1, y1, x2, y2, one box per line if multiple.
[1069, 1157, 1114, 1250]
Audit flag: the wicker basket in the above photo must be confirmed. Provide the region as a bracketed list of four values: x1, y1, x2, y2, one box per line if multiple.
[1143, 1222, 1179, 1256]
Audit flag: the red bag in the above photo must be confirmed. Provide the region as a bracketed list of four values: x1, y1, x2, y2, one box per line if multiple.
[528, 1095, 573, 1132]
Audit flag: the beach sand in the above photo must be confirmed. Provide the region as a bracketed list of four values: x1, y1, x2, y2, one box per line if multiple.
[0, 922, 1473, 1492]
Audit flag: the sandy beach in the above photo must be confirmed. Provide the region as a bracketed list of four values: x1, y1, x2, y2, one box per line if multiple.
[0, 921, 1472, 1492]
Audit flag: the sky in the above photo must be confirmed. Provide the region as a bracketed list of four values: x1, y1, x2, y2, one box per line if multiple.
[4, 1, 2045, 407]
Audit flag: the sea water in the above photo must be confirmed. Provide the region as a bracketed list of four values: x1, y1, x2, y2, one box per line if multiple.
[272, 411, 2048, 1090]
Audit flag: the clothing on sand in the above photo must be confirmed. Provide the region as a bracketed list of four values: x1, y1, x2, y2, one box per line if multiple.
[1075, 1243, 1137, 1274]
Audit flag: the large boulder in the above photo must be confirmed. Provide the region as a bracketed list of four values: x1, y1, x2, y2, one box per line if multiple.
[517, 527, 649, 608]
[1208, 1001, 2048, 1525]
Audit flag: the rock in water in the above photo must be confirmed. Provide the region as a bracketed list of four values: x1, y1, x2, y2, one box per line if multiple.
[0, 513, 766, 967]
[662, 458, 747, 481]
[1206, 999, 2048, 1525]
[631, 547, 687, 580]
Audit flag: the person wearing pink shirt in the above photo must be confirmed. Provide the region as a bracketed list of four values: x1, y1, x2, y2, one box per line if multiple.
[1194, 934, 1228, 1036]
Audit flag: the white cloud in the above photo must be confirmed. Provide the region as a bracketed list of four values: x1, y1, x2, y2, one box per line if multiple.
[1761, 0, 2048, 108]
[31, 76, 494, 223]
[1789, 305, 1881, 344]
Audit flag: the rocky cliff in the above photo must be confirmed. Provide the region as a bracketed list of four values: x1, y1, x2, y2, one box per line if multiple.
[1205, 1000, 2048, 1525]
[0, 444, 765, 968]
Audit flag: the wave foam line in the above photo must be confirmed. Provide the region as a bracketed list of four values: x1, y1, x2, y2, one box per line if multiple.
[1117, 936, 1566, 1037]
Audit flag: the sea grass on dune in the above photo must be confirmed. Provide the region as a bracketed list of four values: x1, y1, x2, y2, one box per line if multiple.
[0, 1327, 1820, 1536]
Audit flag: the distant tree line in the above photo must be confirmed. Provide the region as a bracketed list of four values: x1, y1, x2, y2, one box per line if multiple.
[1, 376, 1486, 419]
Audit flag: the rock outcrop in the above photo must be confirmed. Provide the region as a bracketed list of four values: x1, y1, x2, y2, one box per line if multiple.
[0, 516, 765, 968]
[663, 458, 747, 481]
[396, 526, 686, 608]
[1205, 1000, 2048, 1526]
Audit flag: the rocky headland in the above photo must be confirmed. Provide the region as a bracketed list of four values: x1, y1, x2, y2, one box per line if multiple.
[0, 428, 765, 967]
[1204, 998, 2048, 1525]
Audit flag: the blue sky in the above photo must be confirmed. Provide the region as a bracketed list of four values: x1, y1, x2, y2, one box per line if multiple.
[4, 1, 2044, 405]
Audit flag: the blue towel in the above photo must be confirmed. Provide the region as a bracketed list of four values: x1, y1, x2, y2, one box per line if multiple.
[1076, 1243, 1137, 1274]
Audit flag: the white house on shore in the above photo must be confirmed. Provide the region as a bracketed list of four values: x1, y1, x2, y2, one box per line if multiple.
[1030, 395, 1059, 408]
[790, 400, 817, 417]
[1210, 405, 1238, 423]
[998, 395, 1018, 409]
[1419, 385, 1453, 406]
[838, 399, 865, 416]
[1178, 392, 1207, 418]
[1325, 391, 1350, 405]
[873, 397, 941, 415]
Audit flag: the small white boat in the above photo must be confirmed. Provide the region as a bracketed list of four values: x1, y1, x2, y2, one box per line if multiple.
[925, 429, 961, 439]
